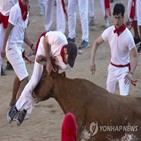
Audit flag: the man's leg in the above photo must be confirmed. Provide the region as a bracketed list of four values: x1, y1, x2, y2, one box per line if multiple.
[68, 0, 77, 41]
[56, 0, 66, 33]
[16, 77, 28, 99]
[7, 61, 44, 125]
[78, 0, 89, 49]
[132, 21, 140, 44]
[136, 0, 141, 53]
[44, 0, 55, 31]
[10, 76, 20, 107]
[89, 0, 95, 26]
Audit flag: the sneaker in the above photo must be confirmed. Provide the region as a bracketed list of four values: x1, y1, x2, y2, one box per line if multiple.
[1, 67, 6, 75]
[16, 109, 27, 126]
[104, 18, 110, 28]
[89, 17, 95, 26]
[79, 40, 89, 49]
[7, 105, 19, 123]
[137, 43, 141, 55]
[67, 37, 75, 43]
[39, 10, 45, 16]
[6, 61, 13, 70]
[134, 37, 140, 44]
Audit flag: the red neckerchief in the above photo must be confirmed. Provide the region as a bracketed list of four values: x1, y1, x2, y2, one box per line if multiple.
[0, 12, 9, 28]
[104, 0, 111, 18]
[19, 0, 28, 21]
[60, 46, 65, 63]
[61, 0, 68, 20]
[114, 24, 126, 36]
[130, 0, 136, 20]
[35, 32, 46, 54]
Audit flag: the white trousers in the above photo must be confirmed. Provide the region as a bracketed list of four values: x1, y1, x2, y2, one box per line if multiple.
[16, 41, 45, 114]
[0, 24, 6, 75]
[127, 0, 141, 25]
[38, 0, 46, 12]
[89, 0, 95, 18]
[68, 0, 89, 42]
[136, 0, 141, 25]
[106, 64, 130, 96]
[127, 0, 137, 21]
[44, 0, 66, 33]
[88, 0, 106, 18]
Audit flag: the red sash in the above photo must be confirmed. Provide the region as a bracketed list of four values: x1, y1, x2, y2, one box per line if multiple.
[104, 0, 111, 18]
[61, 0, 68, 20]
[130, 0, 136, 20]
[111, 62, 137, 86]
[19, 0, 28, 21]
[0, 12, 9, 28]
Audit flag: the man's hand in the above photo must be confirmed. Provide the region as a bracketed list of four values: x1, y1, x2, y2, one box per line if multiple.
[1, 48, 6, 58]
[124, 72, 133, 85]
[89, 61, 96, 75]
[46, 60, 55, 75]
[31, 44, 36, 55]
[36, 55, 46, 64]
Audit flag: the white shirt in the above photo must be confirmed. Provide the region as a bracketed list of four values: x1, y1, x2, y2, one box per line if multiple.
[102, 25, 135, 65]
[0, 0, 17, 16]
[45, 31, 69, 70]
[6, 3, 29, 50]
[46, 31, 68, 56]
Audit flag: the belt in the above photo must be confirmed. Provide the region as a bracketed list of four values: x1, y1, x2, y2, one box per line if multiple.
[111, 62, 130, 70]
[111, 62, 137, 86]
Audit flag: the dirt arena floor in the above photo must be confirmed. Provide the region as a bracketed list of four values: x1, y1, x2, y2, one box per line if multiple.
[0, 0, 141, 140]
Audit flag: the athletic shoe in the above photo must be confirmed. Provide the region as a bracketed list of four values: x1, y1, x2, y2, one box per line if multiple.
[134, 37, 140, 45]
[104, 18, 110, 28]
[16, 109, 27, 126]
[89, 17, 95, 26]
[1, 67, 6, 75]
[67, 38, 75, 43]
[6, 61, 13, 70]
[7, 105, 19, 123]
[79, 40, 89, 49]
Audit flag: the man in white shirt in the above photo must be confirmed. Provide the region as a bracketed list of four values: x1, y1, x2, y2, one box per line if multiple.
[1, 0, 35, 107]
[7, 31, 77, 126]
[89, 3, 138, 96]
[0, 0, 17, 75]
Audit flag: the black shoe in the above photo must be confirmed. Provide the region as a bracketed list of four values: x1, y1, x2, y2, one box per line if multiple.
[6, 61, 13, 70]
[79, 40, 89, 49]
[1, 67, 6, 75]
[67, 37, 75, 43]
[134, 37, 140, 44]
[16, 109, 27, 126]
[7, 105, 19, 123]
[137, 43, 141, 54]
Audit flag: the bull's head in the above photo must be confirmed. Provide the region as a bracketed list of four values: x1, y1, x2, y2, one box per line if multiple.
[33, 71, 66, 103]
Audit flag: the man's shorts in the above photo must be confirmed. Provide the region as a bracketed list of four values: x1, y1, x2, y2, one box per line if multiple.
[6, 47, 28, 81]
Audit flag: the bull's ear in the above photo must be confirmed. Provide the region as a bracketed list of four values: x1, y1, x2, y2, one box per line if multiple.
[60, 72, 66, 77]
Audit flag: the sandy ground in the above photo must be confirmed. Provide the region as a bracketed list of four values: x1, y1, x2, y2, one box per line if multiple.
[0, 0, 141, 141]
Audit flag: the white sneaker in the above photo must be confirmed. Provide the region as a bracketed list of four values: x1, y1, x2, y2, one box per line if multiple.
[104, 18, 110, 28]
[89, 17, 95, 26]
